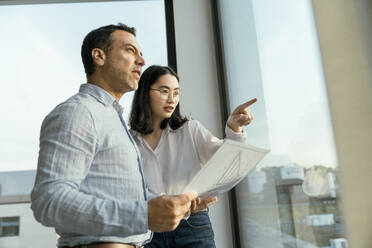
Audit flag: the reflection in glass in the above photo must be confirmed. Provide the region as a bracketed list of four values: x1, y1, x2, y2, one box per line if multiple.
[218, 0, 347, 247]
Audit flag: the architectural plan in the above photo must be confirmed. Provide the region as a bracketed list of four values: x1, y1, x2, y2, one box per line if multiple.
[183, 139, 269, 198]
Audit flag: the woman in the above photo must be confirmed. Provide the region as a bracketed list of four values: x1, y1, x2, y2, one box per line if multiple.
[129, 65, 256, 248]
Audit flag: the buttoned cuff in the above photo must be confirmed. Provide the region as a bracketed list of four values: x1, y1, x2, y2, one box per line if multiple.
[225, 124, 247, 143]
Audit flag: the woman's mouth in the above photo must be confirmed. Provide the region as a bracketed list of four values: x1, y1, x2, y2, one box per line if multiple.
[164, 106, 174, 113]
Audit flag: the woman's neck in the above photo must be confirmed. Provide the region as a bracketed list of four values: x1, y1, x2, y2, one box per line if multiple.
[142, 117, 164, 150]
[152, 116, 164, 134]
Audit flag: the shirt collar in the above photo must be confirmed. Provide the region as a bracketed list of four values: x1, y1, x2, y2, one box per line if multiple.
[130, 123, 185, 137]
[79, 83, 117, 106]
[166, 122, 186, 133]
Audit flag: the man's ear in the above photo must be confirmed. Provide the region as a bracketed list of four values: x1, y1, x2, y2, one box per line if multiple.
[91, 48, 106, 67]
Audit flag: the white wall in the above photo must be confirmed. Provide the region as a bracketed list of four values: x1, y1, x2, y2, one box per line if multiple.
[173, 0, 234, 247]
[0, 203, 56, 248]
[312, 1, 372, 247]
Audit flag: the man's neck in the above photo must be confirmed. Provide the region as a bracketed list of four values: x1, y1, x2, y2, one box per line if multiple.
[88, 75, 123, 102]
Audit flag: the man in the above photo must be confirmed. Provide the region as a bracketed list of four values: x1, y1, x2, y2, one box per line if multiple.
[31, 23, 197, 248]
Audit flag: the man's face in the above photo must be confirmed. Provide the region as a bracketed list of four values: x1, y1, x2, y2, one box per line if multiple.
[103, 30, 145, 94]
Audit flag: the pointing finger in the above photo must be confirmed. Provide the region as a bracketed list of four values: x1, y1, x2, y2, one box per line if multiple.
[233, 98, 258, 113]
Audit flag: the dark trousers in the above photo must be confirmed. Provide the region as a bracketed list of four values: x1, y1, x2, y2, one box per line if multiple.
[145, 211, 215, 248]
[145, 211, 216, 248]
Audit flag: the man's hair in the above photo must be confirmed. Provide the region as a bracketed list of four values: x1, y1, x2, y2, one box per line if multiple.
[81, 23, 136, 77]
[130, 65, 188, 134]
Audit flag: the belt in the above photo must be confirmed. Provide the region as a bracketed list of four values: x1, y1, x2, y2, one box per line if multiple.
[60, 243, 136, 248]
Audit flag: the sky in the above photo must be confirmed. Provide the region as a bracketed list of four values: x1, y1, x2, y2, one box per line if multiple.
[252, 0, 338, 168]
[220, 0, 338, 169]
[0, 0, 339, 172]
[0, 0, 167, 172]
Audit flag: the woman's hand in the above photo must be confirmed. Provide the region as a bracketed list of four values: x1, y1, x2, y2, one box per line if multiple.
[227, 98, 257, 132]
[190, 196, 218, 213]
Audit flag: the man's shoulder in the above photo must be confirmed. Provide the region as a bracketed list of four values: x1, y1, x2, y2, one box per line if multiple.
[43, 93, 101, 124]
[66, 91, 101, 107]
[55, 92, 102, 114]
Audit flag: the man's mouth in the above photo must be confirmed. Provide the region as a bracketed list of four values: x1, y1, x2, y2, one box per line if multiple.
[132, 70, 141, 78]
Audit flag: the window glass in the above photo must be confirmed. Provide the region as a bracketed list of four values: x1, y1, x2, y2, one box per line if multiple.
[218, 0, 347, 247]
[0, 0, 167, 173]
[0, 1, 167, 247]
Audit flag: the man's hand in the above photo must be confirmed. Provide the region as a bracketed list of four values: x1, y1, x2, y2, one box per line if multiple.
[148, 191, 197, 232]
[227, 98, 257, 132]
[191, 196, 218, 213]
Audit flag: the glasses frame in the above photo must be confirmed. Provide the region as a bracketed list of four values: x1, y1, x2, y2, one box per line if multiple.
[149, 88, 182, 100]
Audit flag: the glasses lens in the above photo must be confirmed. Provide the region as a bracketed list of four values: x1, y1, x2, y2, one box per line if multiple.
[153, 89, 181, 100]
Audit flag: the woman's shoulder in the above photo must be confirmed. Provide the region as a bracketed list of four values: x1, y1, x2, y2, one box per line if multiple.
[167, 118, 193, 133]
[184, 118, 207, 134]
[188, 118, 205, 128]
[185, 118, 201, 124]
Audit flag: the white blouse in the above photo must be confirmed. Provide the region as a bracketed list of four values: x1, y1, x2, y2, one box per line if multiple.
[130, 119, 246, 197]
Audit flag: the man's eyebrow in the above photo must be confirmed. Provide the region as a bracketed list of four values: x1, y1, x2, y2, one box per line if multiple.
[124, 43, 143, 56]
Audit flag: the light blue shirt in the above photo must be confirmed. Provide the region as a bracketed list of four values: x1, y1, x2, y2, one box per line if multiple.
[31, 83, 151, 247]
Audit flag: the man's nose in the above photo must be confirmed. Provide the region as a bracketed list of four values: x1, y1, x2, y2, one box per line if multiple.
[136, 54, 146, 66]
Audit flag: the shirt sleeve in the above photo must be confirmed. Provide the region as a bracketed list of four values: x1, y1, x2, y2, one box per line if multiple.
[31, 102, 148, 237]
[189, 119, 247, 166]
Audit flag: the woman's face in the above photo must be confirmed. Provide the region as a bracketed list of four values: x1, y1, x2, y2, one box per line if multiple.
[149, 74, 180, 121]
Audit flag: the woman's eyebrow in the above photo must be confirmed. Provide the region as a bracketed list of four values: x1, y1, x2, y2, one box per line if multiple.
[158, 85, 180, 90]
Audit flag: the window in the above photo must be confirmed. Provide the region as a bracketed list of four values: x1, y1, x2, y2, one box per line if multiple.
[217, 0, 347, 247]
[0, 1, 168, 247]
[0, 0, 168, 173]
[0, 217, 20, 237]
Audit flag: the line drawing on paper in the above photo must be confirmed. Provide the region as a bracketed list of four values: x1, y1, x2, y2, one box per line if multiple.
[215, 151, 244, 187]
[183, 139, 270, 198]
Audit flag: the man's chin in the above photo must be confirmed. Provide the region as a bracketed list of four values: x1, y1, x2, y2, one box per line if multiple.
[123, 81, 138, 92]
[130, 80, 139, 90]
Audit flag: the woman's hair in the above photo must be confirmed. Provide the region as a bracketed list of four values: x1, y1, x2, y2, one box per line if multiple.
[130, 65, 188, 134]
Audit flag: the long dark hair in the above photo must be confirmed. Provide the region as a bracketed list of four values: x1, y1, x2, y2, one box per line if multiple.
[130, 65, 188, 134]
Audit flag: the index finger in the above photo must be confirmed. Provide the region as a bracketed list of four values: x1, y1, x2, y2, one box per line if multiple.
[235, 98, 257, 112]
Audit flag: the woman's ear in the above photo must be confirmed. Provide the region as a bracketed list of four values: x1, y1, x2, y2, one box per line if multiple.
[91, 48, 106, 67]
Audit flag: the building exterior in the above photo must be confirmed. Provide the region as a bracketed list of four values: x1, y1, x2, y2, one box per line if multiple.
[0, 171, 56, 247]
[240, 164, 347, 248]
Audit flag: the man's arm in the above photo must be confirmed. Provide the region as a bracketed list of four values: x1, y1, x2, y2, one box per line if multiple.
[31, 102, 147, 236]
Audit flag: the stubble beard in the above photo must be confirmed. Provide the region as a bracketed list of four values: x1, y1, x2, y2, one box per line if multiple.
[116, 72, 138, 93]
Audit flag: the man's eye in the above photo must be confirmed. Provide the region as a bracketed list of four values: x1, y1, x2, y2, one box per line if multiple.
[174, 91, 180, 96]
[160, 89, 169, 94]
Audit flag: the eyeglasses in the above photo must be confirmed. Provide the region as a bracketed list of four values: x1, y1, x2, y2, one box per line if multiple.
[150, 88, 182, 100]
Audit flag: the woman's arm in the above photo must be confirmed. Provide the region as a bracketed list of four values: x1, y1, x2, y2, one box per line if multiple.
[190, 98, 257, 165]
[226, 98, 257, 132]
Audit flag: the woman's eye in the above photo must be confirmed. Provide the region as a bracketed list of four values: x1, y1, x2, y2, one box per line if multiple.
[160, 89, 169, 94]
